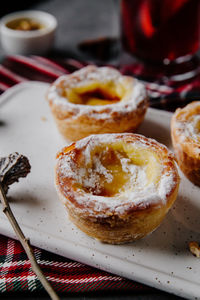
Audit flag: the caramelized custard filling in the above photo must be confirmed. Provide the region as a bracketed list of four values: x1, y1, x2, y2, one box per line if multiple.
[65, 82, 126, 106]
[6, 18, 44, 31]
[80, 143, 161, 197]
[195, 118, 200, 133]
[192, 116, 200, 142]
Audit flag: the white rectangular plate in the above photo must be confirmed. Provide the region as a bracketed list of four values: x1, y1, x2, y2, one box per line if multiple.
[1, 82, 200, 299]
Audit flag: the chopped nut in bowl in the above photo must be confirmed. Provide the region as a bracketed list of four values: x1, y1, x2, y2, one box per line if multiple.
[6, 18, 44, 31]
[0, 10, 57, 55]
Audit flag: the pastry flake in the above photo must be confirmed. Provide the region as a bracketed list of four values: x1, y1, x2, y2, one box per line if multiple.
[189, 241, 200, 258]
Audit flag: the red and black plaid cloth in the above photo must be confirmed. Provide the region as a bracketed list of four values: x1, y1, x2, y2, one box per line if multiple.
[1, 54, 200, 110]
[0, 54, 200, 295]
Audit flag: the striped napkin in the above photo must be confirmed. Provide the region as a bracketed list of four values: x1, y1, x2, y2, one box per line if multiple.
[1, 54, 200, 111]
[0, 235, 151, 293]
[0, 54, 200, 295]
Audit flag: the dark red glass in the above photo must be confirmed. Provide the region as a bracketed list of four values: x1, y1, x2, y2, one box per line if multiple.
[121, 0, 200, 63]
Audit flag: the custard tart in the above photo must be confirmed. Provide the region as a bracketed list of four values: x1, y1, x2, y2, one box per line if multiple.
[171, 101, 200, 186]
[46, 66, 148, 141]
[55, 133, 180, 244]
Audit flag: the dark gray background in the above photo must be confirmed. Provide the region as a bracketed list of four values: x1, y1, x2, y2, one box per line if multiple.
[0, 0, 121, 63]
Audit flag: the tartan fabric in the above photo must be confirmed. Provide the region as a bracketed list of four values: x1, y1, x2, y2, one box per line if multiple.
[120, 56, 200, 111]
[1, 54, 200, 111]
[0, 54, 200, 294]
[0, 234, 151, 294]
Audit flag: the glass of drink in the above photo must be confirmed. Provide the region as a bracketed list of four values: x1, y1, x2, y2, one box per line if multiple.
[121, 0, 200, 66]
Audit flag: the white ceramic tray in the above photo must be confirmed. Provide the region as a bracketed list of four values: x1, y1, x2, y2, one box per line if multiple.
[1, 82, 200, 300]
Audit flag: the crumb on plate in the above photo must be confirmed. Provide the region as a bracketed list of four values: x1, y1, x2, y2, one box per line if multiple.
[189, 241, 200, 257]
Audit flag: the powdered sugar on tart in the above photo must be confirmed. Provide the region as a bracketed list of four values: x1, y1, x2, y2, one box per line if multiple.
[47, 65, 147, 120]
[172, 101, 200, 155]
[55, 133, 178, 218]
[171, 101, 200, 186]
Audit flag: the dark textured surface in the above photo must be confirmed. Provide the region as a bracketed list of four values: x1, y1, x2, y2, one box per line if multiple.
[0, 0, 120, 63]
[0, 1, 186, 299]
[1, 292, 186, 300]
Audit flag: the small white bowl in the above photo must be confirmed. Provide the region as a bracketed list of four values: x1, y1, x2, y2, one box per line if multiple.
[0, 10, 57, 55]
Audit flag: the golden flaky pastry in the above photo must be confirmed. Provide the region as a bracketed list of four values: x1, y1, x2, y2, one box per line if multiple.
[46, 66, 148, 141]
[171, 101, 200, 186]
[55, 133, 180, 244]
